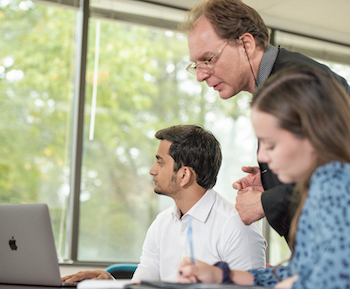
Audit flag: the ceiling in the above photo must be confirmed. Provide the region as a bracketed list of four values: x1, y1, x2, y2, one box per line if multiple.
[143, 0, 350, 46]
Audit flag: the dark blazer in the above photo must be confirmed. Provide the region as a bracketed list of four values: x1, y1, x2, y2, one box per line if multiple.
[259, 47, 350, 243]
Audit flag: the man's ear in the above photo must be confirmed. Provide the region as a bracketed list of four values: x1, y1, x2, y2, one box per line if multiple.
[178, 166, 194, 187]
[239, 33, 256, 53]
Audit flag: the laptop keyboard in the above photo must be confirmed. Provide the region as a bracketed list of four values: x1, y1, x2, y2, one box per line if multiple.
[62, 281, 79, 287]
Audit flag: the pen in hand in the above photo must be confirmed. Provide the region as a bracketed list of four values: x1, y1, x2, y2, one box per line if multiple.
[187, 215, 202, 283]
[187, 215, 195, 265]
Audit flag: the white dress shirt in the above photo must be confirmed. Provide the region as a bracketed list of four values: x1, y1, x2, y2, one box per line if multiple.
[132, 189, 266, 282]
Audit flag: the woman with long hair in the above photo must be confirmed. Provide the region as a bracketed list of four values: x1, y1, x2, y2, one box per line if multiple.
[177, 66, 350, 288]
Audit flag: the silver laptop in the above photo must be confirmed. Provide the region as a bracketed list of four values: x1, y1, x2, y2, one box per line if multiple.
[0, 203, 75, 287]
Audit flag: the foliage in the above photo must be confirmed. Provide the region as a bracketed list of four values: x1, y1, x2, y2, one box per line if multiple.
[0, 0, 245, 262]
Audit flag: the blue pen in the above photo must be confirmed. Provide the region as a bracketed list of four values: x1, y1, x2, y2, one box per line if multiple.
[187, 215, 195, 265]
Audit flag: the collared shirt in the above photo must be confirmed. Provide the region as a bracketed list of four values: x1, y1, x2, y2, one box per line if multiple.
[256, 44, 279, 88]
[132, 189, 267, 282]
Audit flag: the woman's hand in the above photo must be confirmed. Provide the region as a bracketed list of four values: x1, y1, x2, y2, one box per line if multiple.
[177, 257, 223, 284]
[177, 257, 254, 286]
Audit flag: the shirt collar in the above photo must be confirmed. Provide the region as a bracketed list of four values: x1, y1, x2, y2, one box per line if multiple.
[172, 189, 216, 223]
[256, 44, 278, 88]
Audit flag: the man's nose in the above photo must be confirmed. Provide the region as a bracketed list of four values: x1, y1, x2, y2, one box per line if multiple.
[149, 162, 157, 176]
[196, 69, 210, 82]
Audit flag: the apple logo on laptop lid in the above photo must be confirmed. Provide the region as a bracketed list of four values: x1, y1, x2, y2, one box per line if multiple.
[9, 236, 18, 251]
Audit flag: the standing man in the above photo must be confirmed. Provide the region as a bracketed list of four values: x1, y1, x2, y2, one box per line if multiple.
[62, 125, 266, 283]
[180, 0, 350, 243]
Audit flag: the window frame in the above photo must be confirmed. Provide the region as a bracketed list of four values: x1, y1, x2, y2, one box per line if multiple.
[30, 0, 350, 266]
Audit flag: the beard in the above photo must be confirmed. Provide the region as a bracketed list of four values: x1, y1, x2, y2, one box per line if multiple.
[154, 188, 164, 195]
[153, 174, 178, 196]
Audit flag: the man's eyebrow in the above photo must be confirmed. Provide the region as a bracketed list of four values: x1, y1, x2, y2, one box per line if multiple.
[156, 155, 163, 160]
[196, 51, 214, 62]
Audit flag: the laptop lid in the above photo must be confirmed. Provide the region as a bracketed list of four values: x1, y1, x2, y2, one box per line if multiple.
[0, 203, 63, 286]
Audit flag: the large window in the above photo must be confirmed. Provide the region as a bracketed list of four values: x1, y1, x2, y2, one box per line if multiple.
[1, 0, 254, 263]
[1, 0, 350, 265]
[79, 16, 256, 261]
[0, 0, 77, 259]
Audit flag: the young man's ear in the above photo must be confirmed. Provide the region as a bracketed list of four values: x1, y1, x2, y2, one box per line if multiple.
[178, 166, 195, 187]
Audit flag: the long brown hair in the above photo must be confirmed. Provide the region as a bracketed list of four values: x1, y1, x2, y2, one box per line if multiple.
[251, 66, 350, 249]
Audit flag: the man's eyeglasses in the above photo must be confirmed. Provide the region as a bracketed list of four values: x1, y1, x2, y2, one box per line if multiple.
[186, 41, 229, 75]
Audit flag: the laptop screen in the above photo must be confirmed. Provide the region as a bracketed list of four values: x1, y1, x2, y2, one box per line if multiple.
[0, 203, 63, 286]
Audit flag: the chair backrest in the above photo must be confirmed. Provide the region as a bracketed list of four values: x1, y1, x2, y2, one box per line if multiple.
[105, 263, 138, 279]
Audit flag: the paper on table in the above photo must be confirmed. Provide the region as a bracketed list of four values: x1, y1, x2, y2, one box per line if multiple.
[77, 279, 132, 289]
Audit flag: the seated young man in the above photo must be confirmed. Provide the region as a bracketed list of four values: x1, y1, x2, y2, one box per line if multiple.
[62, 125, 266, 283]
